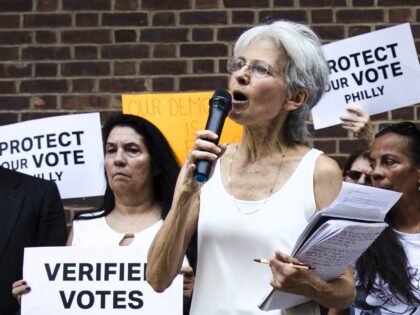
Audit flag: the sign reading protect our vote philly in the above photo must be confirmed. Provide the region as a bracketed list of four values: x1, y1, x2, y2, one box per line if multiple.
[122, 91, 243, 163]
[22, 246, 183, 315]
[312, 23, 420, 129]
[0, 113, 105, 199]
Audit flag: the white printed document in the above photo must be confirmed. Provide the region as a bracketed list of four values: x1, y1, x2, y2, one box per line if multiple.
[259, 182, 402, 311]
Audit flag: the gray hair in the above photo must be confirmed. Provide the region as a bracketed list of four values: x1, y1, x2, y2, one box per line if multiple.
[233, 20, 329, 143]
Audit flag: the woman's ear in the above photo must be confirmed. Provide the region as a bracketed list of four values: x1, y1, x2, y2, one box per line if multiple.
[284, 88, 309, 111]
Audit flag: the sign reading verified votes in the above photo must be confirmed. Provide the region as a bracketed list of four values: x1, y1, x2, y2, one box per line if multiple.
[312, 23, 420, 129]
[0, 113, 105, 199]
[22, 246, 182, 315]
[122, 91, 242, 163]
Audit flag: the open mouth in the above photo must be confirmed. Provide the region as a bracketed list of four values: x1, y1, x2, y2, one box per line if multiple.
[233, 90, 248, 102]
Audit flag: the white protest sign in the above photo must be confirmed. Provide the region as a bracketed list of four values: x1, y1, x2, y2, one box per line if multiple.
[312, 23, 420, 129]
[0, 112, 106, 199]
[22, 246, 183, 315]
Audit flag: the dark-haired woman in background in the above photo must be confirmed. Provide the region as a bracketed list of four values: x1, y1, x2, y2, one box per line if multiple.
[13, 114, 196, 313]
[342, 149, 371, 186]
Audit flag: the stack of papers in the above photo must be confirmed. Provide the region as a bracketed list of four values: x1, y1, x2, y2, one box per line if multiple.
[259, 182, 402, 311]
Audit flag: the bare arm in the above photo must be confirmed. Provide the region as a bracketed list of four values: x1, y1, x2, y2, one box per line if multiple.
[147, 130, 226, 292]
[269, 155, 355, 309]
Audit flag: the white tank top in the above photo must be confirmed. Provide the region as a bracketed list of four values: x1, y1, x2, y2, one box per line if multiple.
[190, 148, 323, 315]
[71, 211, 163, 247]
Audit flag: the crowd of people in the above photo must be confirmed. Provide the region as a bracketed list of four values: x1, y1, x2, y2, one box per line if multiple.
[1, 19, 419, 315]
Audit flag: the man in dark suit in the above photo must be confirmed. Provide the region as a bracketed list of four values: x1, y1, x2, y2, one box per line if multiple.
[0, 166, 67, 315]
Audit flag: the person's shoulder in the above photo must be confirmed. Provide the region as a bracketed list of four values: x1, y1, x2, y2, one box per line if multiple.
[315, 153, 341, 177]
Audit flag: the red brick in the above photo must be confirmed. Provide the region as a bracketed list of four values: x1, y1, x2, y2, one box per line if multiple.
[259, 10, 308, 23]
[0, 81, 16, 94]
[62, 62, 110, 76]
[180, 11, 227, 25]
[371, 111, 388, 120]
[20, 80, 67, 93]
[336, 10, 384, 23]
[339, 139, 368, 154]
[300, 0, 347, 6]
[75, 14, 99, 27]
[35, 31, 57, 44]
[0, 0, 32, 12]
[141, 29, 189, 42]
[152, 12, 175, 26]
[272, 0, 294, 5]
[75, 46, 98, 60]
[0, 63, 31, 78]
[102, 13, 148, 26]
[114, 0, 138, 10]
[0, 15, 20, 28]
[35, 63, 57, 77]
[193, 60, 214, 73]
[101, 45, 149, 59]
[390, 106, 415, 120]
[217, 27, 247, 41]
[232, 11, 255, 24]
[37, 0, 58, 11]
[62, 95, 105, 109]
[22, 47, 70, 61]
[195, 0, 219, 8]
[62, 30, 110, 44]
[224, 0, 269, 7]
[152, 77, 175, 92]
[153, 45, 176, 58]
[0, 113, 18, 125]
[348, 26, 373, 37]
[141, 0, 191, 10]
[192, 28, 214, 41]
[180, 75, 228, 90]
[0, 96, 29, 109]
[180, 44, 228, 57]
[115, 30, 137, 42]
[72, 79, 95, 92]
[63, 0, 111, 10]
[114, 61, 136, 75]
[24, 14, 71, 27]
[32, 95, 57, 109]
[99, 79, 146, 93]
[21, 112, 63, 121]
[312, 125, 347, 138]
[140, 60, 187, 75]
[0, 31, 32, 45]
[0, 48, 18, 61]
[353, 0, 374, 5]
[313, 26, 345, 41]
[311, 9, 333, 23]
[389, 9, 413, 23]
[313, 140, 336, 154]
[379, 0, 420, 5]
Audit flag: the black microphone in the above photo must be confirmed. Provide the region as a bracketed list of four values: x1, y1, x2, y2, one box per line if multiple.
[194, 89, 232, 183]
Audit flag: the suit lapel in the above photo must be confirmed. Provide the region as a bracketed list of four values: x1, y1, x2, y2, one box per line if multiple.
[0, 169, 25, 261]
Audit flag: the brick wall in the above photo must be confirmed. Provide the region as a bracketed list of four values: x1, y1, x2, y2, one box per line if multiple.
[0, 0, 419, 220]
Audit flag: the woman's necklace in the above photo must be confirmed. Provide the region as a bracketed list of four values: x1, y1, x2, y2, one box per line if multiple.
[227, 144, 288, 214]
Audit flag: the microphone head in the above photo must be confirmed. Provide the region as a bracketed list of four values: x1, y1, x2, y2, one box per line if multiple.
[210, 89, 232, 113]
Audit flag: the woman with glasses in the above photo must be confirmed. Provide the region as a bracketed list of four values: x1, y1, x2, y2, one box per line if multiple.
[147, 20, 355, 315]
[343, 149, 372, 186]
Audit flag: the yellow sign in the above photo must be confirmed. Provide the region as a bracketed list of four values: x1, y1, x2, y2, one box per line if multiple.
[122, 92, 243, 163]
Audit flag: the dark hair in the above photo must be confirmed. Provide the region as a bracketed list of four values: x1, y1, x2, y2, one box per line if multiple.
[99, 113, 180, 219]
[355, 121, 420, 304]
[342, 149, 370, 178]
[74, 114, 197, 269]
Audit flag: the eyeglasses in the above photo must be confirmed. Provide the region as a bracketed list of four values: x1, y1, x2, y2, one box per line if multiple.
[376, 122, 420, 138]
[344, 170, 372, 184]
[227, 57, 278, 78]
